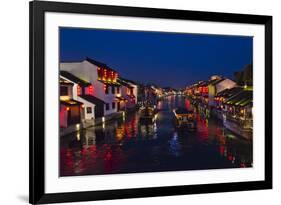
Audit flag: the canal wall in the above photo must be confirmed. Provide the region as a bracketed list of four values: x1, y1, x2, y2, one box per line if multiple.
[59, 107, 141, 137]
[223, 119, 252, 140]
[60, 111, 125, 136]
[212, 110, 252, 140]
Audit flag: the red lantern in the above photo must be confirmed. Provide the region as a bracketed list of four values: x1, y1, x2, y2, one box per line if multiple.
[88, 85, 94, 95]
[77, 85, 81, 96]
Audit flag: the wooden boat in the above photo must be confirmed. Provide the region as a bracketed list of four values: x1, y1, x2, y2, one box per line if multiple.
[173, 108, 197, 130]
[139, 106, 157, 124]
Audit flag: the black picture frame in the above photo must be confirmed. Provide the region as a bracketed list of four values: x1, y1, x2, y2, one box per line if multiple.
[29, 0, 272, 204]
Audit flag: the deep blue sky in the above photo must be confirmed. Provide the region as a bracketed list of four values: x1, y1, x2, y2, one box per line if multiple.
[60, 27, 253, 88]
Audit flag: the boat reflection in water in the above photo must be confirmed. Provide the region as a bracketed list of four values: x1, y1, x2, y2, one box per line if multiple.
[60, 95, 253, 176]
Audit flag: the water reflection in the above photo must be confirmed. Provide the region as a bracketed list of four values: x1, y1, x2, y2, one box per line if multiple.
[60, 96, 253, 176]
[168, 132, 181, 157]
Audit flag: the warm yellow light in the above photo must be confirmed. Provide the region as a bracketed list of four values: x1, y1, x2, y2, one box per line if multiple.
[76, 124, 80, 130]
[76, 133, 80, 141]
[154, 114, 158, 120]
[60, 96, 70, 101]
[102, 117, 105, 123]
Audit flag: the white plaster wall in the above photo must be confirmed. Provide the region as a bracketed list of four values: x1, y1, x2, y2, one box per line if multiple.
[120, 85, 127, 98]
[77, 96, 96, 120]
[93, 82, 117, 115]
[60, 60, 99, 83]
[129, 83, 138, 103]
[72, 84, 78, 100]
[216, 79, 236, 93]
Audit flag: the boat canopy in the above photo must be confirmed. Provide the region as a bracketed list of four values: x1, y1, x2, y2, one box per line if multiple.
[174, 108, 193, 115]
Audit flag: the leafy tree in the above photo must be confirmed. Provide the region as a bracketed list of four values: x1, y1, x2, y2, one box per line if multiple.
[234, 64, 253, 86]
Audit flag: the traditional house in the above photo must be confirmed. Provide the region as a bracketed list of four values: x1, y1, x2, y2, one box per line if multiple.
[60, 57, 122, 118]
[224, 89, 253, 122]
[60, 71, 105, 123]
[195, 81, 209, 104]
[208, 76, 236, 107]
[59, 77, 83, 130]
[215, 87, 243, 110]
[222, 88, 253, 139]
[117, 78, 138, 111]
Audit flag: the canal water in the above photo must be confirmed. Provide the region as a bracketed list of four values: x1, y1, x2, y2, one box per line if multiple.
[60, 95, 253, 176]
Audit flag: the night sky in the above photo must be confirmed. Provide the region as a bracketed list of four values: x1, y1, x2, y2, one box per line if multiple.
[60, 27, 253, 89]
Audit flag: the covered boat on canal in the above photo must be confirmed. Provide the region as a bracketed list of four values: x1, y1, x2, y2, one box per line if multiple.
[173, 108, 197, 130]
[139, 105, 157, 124]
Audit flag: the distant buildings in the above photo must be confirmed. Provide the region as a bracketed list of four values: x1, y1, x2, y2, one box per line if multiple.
[185, 67, 253, 139]
[117, 78, 138, 111]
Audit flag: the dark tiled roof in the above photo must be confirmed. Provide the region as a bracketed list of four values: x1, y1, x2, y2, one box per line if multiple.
[60, 99, 83, 106]
[117, 78, 133, 88]
[118, 77, 138, 85]
[216, 87, 243, 98]
[60, 71, 91, 87]
[60, 77, 74, 85]
[198, 81, 208, 86]
[85, 57, 117, 72]
[98, 80, 121, 86]
[225, 90, 253, 107]
[79, 95, 105, 105]
[209, 78, 225, 86]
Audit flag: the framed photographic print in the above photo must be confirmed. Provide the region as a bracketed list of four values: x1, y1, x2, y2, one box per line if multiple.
[29, 0, 272, 204]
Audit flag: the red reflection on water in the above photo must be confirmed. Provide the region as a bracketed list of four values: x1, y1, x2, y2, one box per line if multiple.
[185, 99, 191, 110]
[116, 125, 125, 141]
[104, 150, 112, 161]
[116, 114, 138, 140]
[219, 146, 225, 155]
